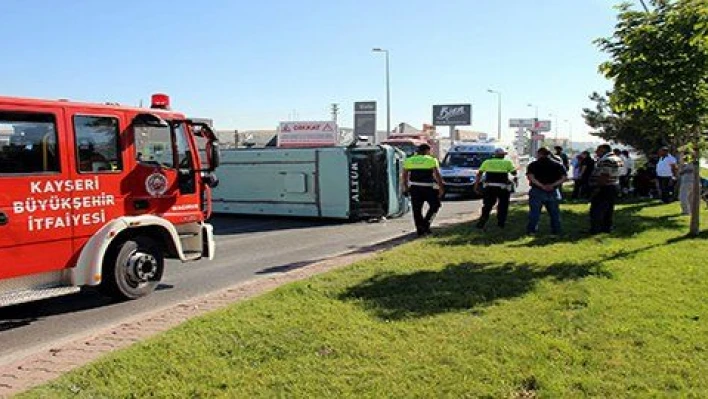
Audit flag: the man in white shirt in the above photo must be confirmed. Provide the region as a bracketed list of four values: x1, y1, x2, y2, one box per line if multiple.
[656, 147, 678, 203]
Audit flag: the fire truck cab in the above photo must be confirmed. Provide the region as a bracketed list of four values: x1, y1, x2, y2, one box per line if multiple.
[0, 94, 220, 307]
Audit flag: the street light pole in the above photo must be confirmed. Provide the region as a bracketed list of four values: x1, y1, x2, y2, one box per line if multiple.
[372, 48, 391, 141]
[527, 103, 540, 157]
[487, 89, 502, 140]
[564, 119, 573, 150]
[527, 103, 538, 120]
[549, 113, 558, 140]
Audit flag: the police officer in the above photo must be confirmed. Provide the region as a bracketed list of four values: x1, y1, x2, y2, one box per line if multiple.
[402, 143, 445, 236]
[474, 148, 518, 229]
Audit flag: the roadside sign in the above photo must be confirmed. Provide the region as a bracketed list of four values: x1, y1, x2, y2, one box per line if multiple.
[354, 101, 377, 137]
[277, 121, 338, 147]
[532, 120, 551, 132]
[509, 118, 535, 128]
[354, 114, 376, 137]
[432, 104, 472, 126]
[531, 134, 545, 140]
[354, 101, 376, 113]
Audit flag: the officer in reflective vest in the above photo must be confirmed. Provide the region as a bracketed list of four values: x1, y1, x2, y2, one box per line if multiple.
[473, 147, 518, 230]
[402, 143, 445, 236]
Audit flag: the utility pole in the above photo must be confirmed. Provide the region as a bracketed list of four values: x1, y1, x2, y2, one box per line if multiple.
[487, 89, 502, 140]
[330, 103, 340, 123]
[372, 48, 391, 138]
[549, 113, 559, 141]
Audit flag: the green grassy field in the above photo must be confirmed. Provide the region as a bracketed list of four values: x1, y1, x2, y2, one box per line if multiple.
[22, 200, 708, 398]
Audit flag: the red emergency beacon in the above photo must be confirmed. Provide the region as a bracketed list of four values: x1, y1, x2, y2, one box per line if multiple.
[151, 93, 171, 110]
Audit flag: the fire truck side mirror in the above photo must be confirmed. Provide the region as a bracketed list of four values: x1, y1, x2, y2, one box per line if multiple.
[202, 172, 219, 188]
[209, 141, 220, 171]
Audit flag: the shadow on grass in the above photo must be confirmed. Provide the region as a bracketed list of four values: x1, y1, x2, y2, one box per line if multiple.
[339, 261, 611, 320]
[436, 200, 683, 248]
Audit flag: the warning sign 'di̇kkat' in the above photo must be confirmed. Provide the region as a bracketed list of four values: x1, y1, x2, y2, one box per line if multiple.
[277, 121, 338, 148]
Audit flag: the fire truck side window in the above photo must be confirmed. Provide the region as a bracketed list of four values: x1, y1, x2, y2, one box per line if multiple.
[0, 112, 59, 174]
[73, 116, 122, 173]
[174, 123, 193, 169]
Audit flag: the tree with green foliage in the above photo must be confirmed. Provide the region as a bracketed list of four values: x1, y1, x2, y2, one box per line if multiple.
[594, 0, 708, 235]
[583, 92, 667, 155]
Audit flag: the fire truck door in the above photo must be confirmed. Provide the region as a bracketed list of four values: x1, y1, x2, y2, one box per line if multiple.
[0, 107, 74, 280]
[130, 116, 200, 220]
[66, 111, 127, 246]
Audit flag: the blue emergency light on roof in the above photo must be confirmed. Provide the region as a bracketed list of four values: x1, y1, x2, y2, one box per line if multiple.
[151, 93, 171, 110]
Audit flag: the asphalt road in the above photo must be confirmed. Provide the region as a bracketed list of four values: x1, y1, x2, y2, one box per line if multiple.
[0, 197, 483, 366]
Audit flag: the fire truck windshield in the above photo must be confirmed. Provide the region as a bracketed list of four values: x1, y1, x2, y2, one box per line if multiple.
[134, 122, 193, 170]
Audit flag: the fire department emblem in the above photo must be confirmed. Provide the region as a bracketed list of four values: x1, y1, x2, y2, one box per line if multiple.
[145, 173, 168, 196]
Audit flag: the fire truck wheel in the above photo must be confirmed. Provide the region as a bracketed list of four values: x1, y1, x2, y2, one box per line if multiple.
[100, 236, 164, 300]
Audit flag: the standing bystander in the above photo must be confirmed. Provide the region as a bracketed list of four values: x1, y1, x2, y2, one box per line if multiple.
[621, 150, 634, 196]
[579, 151, 595, 199]
[526, 147, 568, 235]
[554, 146, 570, 172]
[589, 144, 623, 234]
[656, 147, 678, 203]
[679, 152, 696, 215]
[571, 154, 583, 199]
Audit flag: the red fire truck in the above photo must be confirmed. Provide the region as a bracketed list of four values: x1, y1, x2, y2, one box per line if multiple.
[0, 94, 220, 307]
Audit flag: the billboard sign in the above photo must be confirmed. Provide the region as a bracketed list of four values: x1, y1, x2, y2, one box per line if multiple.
[354, 114, 376, 137]
[355, 101, 377, 113]
[509, 118, 536, 128]
[432, 104, 472, 126]
[277, 121, 338, 147]
[532, 120, 552, 132]
[354, 101, 377, 137]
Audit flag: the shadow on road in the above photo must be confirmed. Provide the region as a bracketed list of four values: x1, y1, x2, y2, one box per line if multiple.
[0, 283, 174, 333]
[256, 234, 417, 276]
[210, 214, 341, 236]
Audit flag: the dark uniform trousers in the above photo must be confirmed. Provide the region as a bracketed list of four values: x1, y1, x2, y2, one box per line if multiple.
[590, 185, 618, 233]
[410, 185, 441, 235]
[477, 186, 511, 228]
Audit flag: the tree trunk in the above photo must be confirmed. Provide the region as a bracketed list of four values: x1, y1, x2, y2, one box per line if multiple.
[690, 133, 701, 236]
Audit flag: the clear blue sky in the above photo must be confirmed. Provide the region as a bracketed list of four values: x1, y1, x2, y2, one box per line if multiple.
[0, 0, 623, 143]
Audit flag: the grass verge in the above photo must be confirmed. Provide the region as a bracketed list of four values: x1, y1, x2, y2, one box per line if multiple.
[21, 200, 708, 398]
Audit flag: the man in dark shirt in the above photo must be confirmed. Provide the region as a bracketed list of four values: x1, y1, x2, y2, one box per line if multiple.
[554, 146, 570, 171]
[526, 147, 568, 235]
[579, 150, 595, 198]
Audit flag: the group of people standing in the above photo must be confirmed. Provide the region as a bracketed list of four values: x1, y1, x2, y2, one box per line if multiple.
[524, 144, 624, 235]
[651, 147, 698, 215]
[570, 148, 634, 200]
[402, 142, 629, 237]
